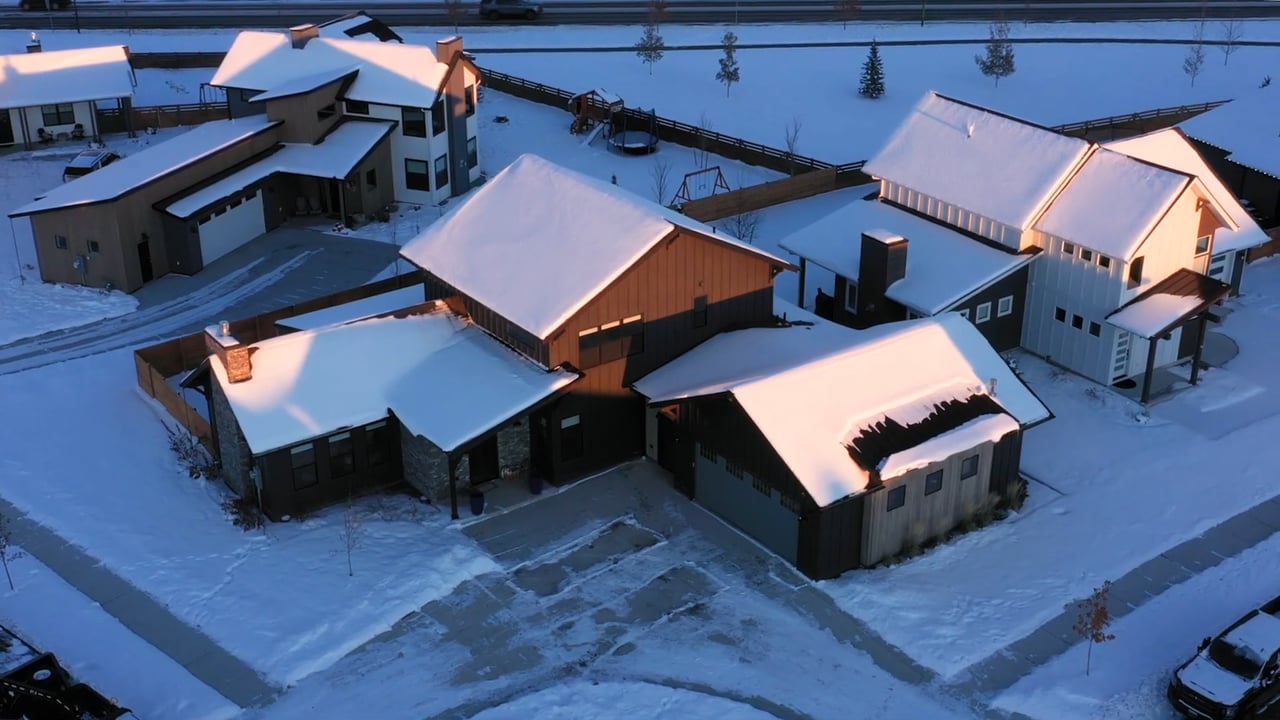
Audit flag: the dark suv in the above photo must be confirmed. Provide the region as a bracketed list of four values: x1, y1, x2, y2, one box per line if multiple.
[479, 0, 543, 20]
[18, 0, 71, 9]
[1169, 595, 1280, 719]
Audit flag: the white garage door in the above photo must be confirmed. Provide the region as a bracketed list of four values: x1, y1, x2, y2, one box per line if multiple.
[198, 190, 266, 266]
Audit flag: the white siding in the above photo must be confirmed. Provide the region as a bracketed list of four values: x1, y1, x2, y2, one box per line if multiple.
[879, 180, 1017, 249]
[2, 108, 18, 146]
[19, 100, 95, 144]
[1119, 188, 1204, 307]
[364, 102, 448, 206]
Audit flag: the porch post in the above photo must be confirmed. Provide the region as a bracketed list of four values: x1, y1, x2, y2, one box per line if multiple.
[448, 453, 460, 520]
[337, 180, 348, 226]
[1189, 315, 1210, 386]
[89, 100, 99, 142]
[1140, 335, 1160, 405]
[797, 257, 807, 309]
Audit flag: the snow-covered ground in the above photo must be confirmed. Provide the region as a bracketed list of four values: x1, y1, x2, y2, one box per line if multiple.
[470, 682, 777, 720]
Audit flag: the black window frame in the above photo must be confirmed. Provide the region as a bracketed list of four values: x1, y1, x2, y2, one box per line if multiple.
[465, 85, 476, 117]
[345, 99, 370, 115]
[1195, 235, 1212, 256]
[54, 234, 68, 250]
[401, 107, 427, 138]
[366, 168, 377, 189]
[466, 136, 478, 169]
[366, 420, 391, 467]
[1098, 254, 1112, 269]
[1088, 321, 1102, 337]
[886, 484, 906, 511]
[1128, 256, 1144, 289]
[1071, 314, 1084, 330]
[960, 454, 979, 480]
[559, 414, 584, 460]
[317, 103, 337, 122]
[693, 295, 708, 328]
[328, 431, 355, 479]
[431, 99, 446, 136]
[88, 240, 100, 254]
[41, 103, 74, 127]
[291, 443, 319, 491]
[924, 469, 943, 496]
[405, 158, 430, 192]
[434, 154, 449, 190]
[1080, 248, 1093, 263]
[1061, 241, 1075, 256]
[1054, 307, 1066, 323]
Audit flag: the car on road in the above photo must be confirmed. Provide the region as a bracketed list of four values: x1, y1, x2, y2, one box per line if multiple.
[63, 148, 121, 183]
[478, 0, 543, 20]
[17, 0, 71, 9]
[1168, 594, 1280, 719]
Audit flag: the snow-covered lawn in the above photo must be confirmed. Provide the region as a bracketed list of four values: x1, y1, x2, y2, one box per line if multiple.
[0, 550, 240, 720]
[995, 531, 1280, 720]
[470, 682, 776, 720]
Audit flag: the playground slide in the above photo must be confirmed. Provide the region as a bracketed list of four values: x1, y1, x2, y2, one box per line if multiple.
[581, 123, 606, 147]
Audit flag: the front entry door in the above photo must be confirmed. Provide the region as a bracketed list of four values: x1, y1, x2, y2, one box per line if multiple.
[0, 111, 14, 145]
[469, 435, 500, 485]
[137, 240, 154, 283]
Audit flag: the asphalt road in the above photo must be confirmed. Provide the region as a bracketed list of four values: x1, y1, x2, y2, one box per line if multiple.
[2, 0, 1279, 30]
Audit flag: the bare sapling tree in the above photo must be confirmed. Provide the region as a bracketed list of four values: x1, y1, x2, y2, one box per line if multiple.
[783, 117, 803, 174]
[0, 514, 23, 592]
[716, 30, 741, 97]
[722, 209, 762, 244]
[340, 496, 365, 577]
[1219, 19, 1243, 66]
[650, 158, 673, 204]
[975, 19, 1016, 87]
[635, 22, 666, 75]
[444, 0, 467, 33]
[834, 0, 859, 29]
[1072, 579, 1118, 676]
[694, 112, 714, 170]
[1184, 22, 1207, 87]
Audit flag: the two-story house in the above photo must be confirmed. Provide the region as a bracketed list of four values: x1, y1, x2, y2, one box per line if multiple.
[212, 25, 481, 205]
[783, 92, 1268, 402]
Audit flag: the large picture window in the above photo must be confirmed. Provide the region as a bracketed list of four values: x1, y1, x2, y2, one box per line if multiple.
[41, 103, 74, 127]
[465, 85, 476, 117]
[291, 443, 318, 490]
[467, 137, 478, 169]
[328, 431, 355, 478]
[366, 420, 391, 467]
[431, 100, 446, 136]
[405, 159, 430, 191]
[577, 315, 644, 369]
[401, 107, 427, 137]
[434, 154, 449, 190]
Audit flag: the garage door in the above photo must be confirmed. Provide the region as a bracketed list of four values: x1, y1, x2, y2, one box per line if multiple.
[198, 190, 266, 266]
[695, 445, 798, 562]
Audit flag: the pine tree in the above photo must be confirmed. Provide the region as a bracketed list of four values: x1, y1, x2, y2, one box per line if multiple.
[716, 30, 741, 97]
[858, 40, 886, 99]
[635, 22, 666, 75]
[975, 20, 1016, 87]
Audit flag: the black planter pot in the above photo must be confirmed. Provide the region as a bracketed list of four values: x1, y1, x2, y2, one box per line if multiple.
[469, 491, 485, 516]
[528, 474, 544, 496]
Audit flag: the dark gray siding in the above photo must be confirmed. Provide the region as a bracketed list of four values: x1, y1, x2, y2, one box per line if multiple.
[988, 428, 1023, 500]
[257, 419, 404, 520]
[947, 264, 1030, 353]
[161, 213, 202, 276]
[226, 88, 266, 119]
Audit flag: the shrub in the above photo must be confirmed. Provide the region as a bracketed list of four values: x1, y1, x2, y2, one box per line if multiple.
[164, 423, 219, 481]
[1007, 477, 1029, 512]
[222, 493, 263, 531]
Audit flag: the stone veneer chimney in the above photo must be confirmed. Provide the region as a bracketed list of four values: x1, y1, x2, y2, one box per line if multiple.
[204, 322, 253, 383]
[289, 23, 319, 49]
[856, 229, 909, 323]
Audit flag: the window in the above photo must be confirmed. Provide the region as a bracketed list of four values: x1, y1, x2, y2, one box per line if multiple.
[1061, 241, 1075, 256]
[1080, 248, 1093, 263]
[434, 154, 449, 190]
[1054, 307, 1066, 323]
[1071, 314, 1084, 330]
[1128, 256, 1144, 289]
[317, 103, 337, 121]
[328, 431, 354, 478]
[578, 314, 645, 369]
[924, 469, 943, 496]
[54, 235, 68, 250]
[465, 85, 476, 116]
[1195, 235, 1212, 256]
[41, 103, 74, 127]
[957, 308, 970, 321]
[845, 282, 858, 314]
[997, 295, 1014, 317]
[366, 168, 377, 189]
[960, 454, 979, 479]
[726, 460, 744, 479]
[1209, 264, 1225, 277]
[291, 443, 318, 490]
[405, 159, 430, 191]
[693, 295, 708, 328]
[366, 421, 391, 466]
[431, 100, 446, 136]
[402, 107, 427, 137]
[1089, 321, 1102, 337]
[559, 414, 583, 460]
[886, 485, 906, 511]
[466, 136, 478, 169]
[1098, 254, 1112, 269]
[345, 99, 370, 115]
[975, 302, 992, 324]
[88, 240, 100, 254]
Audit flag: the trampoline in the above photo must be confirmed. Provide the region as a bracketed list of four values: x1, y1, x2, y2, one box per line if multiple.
[609, 130, 659, 155]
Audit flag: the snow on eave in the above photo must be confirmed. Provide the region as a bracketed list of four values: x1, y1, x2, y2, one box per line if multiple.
[0, 45, 135, 110]
[249, 65, 360, 103]
[888, 248, 1040, 316]
[877, 414, 1020, 481]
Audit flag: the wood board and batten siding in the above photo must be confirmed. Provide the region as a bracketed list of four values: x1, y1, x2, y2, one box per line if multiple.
[880, 179, 1020, 251]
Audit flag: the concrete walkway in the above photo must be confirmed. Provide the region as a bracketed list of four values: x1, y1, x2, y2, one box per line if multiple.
[950, 493, 1280, 700]
[0, 496, 276, 708]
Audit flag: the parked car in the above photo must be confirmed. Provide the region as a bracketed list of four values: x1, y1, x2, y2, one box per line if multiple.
[1168, 595, 1280, 719]
[63, 148, 121, 183]
[17, 0, 71, 9]
[478, 0, 542, 20]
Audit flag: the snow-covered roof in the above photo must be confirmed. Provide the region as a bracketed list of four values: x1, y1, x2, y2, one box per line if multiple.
[878, 414, 1020, 479]
[634, 311, 1050, 507]
[1106, 129, 1269, 254]
[9, 116, 279, 217]
[399, 154, 790, 339]
[863, 92, 1091, 230]
[163, 119, 393, 218]
[276, 285, 427, 331]
[0, 45, 134, 109]
[1034, 149, 1192, 260]
[1180, 89, 1280, 179]
[1106, 268, 1230, 338]
[210, 305, 579, 456]
[779, 191, 1036, 315]
[211, 31, 449, 106]
[249, 65, 359, 103]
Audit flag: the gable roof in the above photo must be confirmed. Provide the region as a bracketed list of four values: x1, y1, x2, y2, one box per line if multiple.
[1180, 89, 1280, 179]
[1106, 267, 1231, 339]
[862, 92, 1092, 231]
[779, 190, 1037, 315]
[0, 45, 134, 110]
[399, 153, 791, 339]
[211, 31, 449, 105]
[8, 116, 280, 218]
[634, 309, 1050, 507]
[248, 65, 359, 103]
[1033, 148, 1194, 260]
[1106, 128, 1269, 254]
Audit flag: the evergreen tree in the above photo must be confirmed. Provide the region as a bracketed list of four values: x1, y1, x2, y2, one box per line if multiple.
[716, 31, 741, 97]
[635, 22, 666, 75]
[858, 40, 885, 99]
[975, 20, 1016, 87]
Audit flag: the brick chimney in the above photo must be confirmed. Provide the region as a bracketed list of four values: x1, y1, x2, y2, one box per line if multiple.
[204, 321, 253, 383]
[289, 23, 319, 49]
[436, 35, 464, 66]
[856, 229, 908, 323]
[26, 32, 41, 53]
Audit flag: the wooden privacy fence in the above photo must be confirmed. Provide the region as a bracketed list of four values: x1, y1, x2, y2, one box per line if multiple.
[98, 102, 230, 133]
[681, 162, 871, 222]
[131, 52, 229, 69]
[1051, 100, 1229, 141]
[134, 271, 427, 446]
[480, 68, 835, 175]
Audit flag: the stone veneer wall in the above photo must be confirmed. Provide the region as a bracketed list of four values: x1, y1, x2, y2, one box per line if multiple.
[211, 379, 254, 497]
[399, 419, 534, 500]
[496, 421, 530, 473]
